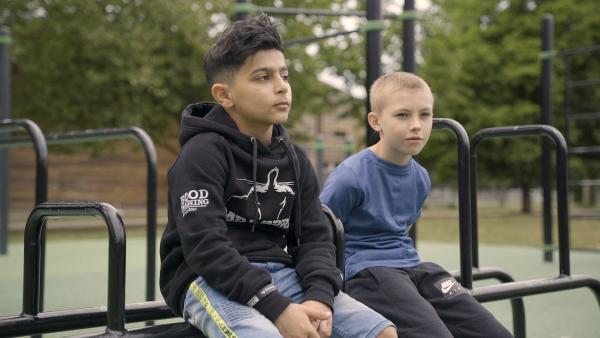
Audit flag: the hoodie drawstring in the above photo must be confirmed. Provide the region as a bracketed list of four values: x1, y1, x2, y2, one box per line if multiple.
[279, 139, 302, 246]
[250, 137, 259, 232]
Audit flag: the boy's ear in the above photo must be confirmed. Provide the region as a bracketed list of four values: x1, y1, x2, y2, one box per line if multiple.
[211, 83, 234, 108]
[367, 111, 381, 132]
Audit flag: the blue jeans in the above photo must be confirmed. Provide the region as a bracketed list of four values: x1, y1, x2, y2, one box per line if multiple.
[183, 262, 393, 338]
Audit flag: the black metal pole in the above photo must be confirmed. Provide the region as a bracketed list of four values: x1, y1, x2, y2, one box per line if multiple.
[0, 26, 11, 255]
[366, 0, 382, 147]
[402, 0, 416, 73]
[471, 125, 570, 276]
[563, 57, 572, 145]
[541, 14, 554, 263]
[433, 118, 472, 289]
[469, 151, 480, 268]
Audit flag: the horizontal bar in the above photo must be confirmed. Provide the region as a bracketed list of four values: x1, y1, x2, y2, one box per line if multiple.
[569, 146, 600, 155]
[0, 301, 173, 337]
[452, 266, 515, 283]
[557, 44, 600, 57]
[0, 127, 145, 149]
[568, 78, 600, 88]
[568, 179, 600, 186]
[0, 125, 25, 133]
[257, 6, 365, 17]
[472, 274, 600, 305]
[570, 212, 600, 219]
[233, 4, 403, 19]
[284, 29, 359, 47]
[566, 112, 600, 121]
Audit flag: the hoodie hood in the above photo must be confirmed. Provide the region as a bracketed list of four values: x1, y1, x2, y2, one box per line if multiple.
[179, 102, 289, 149]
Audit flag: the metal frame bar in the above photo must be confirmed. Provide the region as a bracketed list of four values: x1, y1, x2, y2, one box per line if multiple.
[0, 203, 127, 337]
[2, 127, 158, 305]
[402, 0, 416, 73]
[0, 118, 48, 320]
[429, 119, 526, 337]
[557, 44, 600, 57]
[0, 118, 48, 250]
[473, 274, 600, 306]
[569, 146, 600, 155]
[0, 27, 12, 258]
[470, 125, 570, 276]
[365, 0, 382, 147]
[284, 29, 359, 48]
[541, 14, 554, 263]
[565, 112, 600, 121]
[567, 78, 600, 88]
[432, 118, 472, 287]
[254, 6, 365, 17]
[466, 125, 600, 335]
[233, 4, 406, 20]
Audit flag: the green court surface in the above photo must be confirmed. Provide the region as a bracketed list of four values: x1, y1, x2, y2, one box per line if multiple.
[1, 235, 599, 338]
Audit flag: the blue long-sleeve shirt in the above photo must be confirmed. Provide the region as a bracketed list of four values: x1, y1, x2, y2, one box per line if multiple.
[320, 148, 430, 280]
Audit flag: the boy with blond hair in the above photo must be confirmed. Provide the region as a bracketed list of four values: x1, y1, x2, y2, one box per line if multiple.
[320, 72, 512, 338]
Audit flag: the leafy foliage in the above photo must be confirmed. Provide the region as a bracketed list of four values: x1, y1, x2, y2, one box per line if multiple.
[414, 0, 600, 194]
[2, 0, 227, 150]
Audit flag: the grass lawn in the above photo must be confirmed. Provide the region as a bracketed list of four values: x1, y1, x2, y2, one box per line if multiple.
[419, 206, 600, 251]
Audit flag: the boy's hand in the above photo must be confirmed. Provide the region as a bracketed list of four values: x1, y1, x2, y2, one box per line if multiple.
[274, 303, 330, 338]
[301, 300, 333, 338]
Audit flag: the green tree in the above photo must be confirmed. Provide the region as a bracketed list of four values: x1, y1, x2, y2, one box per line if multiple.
[1, 0, 228, 151]
[413, 0, 600, 212]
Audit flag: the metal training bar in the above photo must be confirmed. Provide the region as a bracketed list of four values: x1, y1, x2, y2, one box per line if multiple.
[2, 127, 158, 306]
[469, 125, 600, 314]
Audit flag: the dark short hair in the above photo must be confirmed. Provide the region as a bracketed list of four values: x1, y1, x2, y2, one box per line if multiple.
[203, 15, 283, 86]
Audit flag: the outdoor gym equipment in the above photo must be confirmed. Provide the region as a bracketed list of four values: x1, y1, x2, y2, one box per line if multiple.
[469, 125, 600, 316]
[3, 127, 158, 307]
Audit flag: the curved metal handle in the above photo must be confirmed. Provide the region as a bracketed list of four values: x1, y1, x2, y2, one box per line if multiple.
[22, 202, 127, 333]
[470, 124, 570, 276]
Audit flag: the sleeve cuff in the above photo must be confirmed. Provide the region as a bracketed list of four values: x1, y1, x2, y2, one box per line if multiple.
[303, 286, 335, 311]
[253, 291, 292, 322]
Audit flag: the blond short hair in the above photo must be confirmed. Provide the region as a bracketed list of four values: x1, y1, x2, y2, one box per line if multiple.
[369, 72, 432, 114]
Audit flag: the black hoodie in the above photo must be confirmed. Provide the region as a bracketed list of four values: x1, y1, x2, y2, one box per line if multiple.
[159, 102, 342, 322]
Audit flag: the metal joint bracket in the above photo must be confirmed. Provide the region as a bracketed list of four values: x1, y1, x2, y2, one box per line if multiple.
[539, 50, 556, 60]
[359, 20, 385, 33]
[396, 10, 419, 21]
[231, 3, 258, 15]
[0, 36, 12, 45]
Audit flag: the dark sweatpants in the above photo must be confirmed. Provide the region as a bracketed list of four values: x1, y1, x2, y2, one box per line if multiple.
[346, 262, 514, 338]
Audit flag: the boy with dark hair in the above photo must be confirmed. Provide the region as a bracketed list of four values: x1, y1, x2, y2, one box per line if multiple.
[160, 15, 397, 338]
[320, 72, 513, 338]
